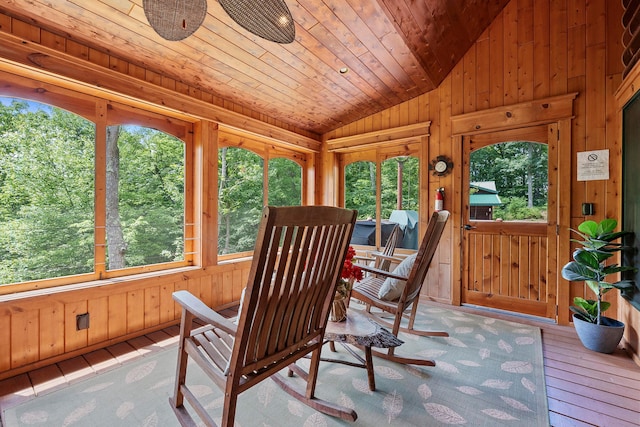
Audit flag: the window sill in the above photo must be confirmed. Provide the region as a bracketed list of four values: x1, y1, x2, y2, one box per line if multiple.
[0, 266, 201, 303]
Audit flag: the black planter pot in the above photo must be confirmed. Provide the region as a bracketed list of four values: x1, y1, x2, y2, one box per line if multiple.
[572, 314, 625, 354]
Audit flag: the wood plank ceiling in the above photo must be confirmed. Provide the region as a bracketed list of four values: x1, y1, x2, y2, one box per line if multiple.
[0, 0, 509, 136]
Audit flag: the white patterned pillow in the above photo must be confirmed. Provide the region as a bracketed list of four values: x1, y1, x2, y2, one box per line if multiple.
[378, 253, 417, 301]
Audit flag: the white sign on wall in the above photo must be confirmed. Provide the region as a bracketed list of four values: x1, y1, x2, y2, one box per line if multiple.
[577, 149, 609, 181]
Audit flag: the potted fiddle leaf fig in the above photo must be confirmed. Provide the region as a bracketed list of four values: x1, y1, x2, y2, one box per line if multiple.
[561, 218, 637, 353]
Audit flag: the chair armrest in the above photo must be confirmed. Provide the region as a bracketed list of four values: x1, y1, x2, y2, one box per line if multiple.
[358, 264, 408, 281]
[173, 290, 237, 335]
[370, 253, 405, 264]
[353, 255, 375, 263]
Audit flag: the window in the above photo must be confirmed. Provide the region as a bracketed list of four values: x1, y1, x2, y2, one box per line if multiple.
[0, 92, 193, 291]
[105, 125, 185, 270]
[218, 147, 264, 255]
[343, 153, 419, 249]
[345, 160, 376, 219]
[218, 149, 304, 256]
[0, 98, 95, 283]
[268, 157, 302, 206]
[381, 156, 419, 217]
[469, 141, 548, 221]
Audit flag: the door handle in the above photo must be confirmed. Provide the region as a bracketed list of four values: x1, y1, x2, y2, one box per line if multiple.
[463, 224, 476, 230]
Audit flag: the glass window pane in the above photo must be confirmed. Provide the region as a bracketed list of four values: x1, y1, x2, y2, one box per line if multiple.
[345, 160, 377, 246]
[268, 157, 301, 206]
[469, 141, 548, 222]
[0, 98, 95, 284]
[218, 147, 263, 254]
[381, 156, 419, 249]
[345, 161, 376, 219]
[106, 125, 185, 270]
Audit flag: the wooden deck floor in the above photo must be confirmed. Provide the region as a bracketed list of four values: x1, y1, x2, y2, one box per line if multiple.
[1, 304, 639, 427]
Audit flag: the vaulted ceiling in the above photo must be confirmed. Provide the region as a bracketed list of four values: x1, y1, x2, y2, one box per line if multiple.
[0, 0, 510, 135]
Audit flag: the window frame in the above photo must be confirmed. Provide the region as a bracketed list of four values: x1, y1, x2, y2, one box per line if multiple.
[0, 77, 196, 294]
[216, 136, 307, 261]
[339, 143, 421, 249]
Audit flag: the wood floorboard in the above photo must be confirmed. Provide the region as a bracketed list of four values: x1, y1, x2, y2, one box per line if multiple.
[1, 302, 639, 427]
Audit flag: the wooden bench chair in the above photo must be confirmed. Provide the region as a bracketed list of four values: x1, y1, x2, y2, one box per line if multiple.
[350, 210, 450, 366]
[169, 205, 358, 427]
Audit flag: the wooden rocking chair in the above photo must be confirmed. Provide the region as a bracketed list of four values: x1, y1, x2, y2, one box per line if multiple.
[169, 205, 358, 427]
[350, 210, 450, 366]
[354, 223, 402, 274]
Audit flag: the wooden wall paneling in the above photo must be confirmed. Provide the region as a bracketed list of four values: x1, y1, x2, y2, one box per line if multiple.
[476, 30, 491, 110]
[482, 235, 493, 295]
[517, 0, 534, 102]
[568, 76, 586, 223]
[463, 44, 476, 114]
[518, 237, 531, 299]
[87, 296, 109, 346]
[546, 123, 560, 319]
[557, 118, 573, 325]
[40, 29, 65, 52]
[533, 0, 550, 99]
[549, 0, 568, 96]
[491, 234, 501, 297]
[530, 237, 541, 301]
[39, 301, 64, 360]
[585, 8, 608, 236]
[0, 310, 10, 372]
[450, 114, 463, 307]
[126, 290, 144, 335]
[498, 235, 509, 296]
[0, 11, 10, 31]
[10, 18, 39, 43]
[10, 309, 39, 369]
[199, 275, 213, 309]
[509, 235, 520, 298]
[63, 300, 88, 353]
[606, 73, 623, 218]
[221, 270, 234, 309]
[489, 10, 505, 108]
[144, 286, 161, 330]
[567, 22, 586, 80]
[108, 293, 127, 340]
[607, 0, 624, 76]
[605, 73, 624, 317]
[503, 0, 519, 106]
[450, 62, 465, 117]
[159, 282, 176, 324]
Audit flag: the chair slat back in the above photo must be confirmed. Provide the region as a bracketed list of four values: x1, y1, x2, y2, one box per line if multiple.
[376, 224, 401, 271]
[401, 210, 450, 307]
[232, 206, 357, 376]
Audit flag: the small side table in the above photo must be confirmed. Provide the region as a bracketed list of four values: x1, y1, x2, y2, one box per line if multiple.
[323, 310, 403, 391]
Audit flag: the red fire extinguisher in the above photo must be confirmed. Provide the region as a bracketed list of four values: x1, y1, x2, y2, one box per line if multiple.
[435, 187, 444, 212]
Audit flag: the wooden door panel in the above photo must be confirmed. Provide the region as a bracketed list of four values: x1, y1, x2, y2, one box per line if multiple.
[464, 229, 549, 317]
[462, 124, 556, 319]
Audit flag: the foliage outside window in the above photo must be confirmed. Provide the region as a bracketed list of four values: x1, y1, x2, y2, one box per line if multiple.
[381, 156, 419, 218]
[0, 99, 95, 284]
[268, 157, 302, 206]
[218, 147, 302, 255]
[218, 149, 303, 256]
[0, 96, 190, 288]
[218, 147, 263, 255]
[345, 161, 377, 219]
[106, 125, 185, 270]
[344, 155, 419, 249]
[469, 141, 548, 222]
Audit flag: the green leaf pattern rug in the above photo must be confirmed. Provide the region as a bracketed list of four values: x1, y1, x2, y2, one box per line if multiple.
[2, 306, 549, 426]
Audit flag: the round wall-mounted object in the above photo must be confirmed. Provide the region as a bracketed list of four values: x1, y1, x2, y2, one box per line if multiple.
[429, 156, 453, 176]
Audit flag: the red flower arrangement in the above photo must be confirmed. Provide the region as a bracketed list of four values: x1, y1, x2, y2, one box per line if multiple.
[336, 246, 363, 298]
